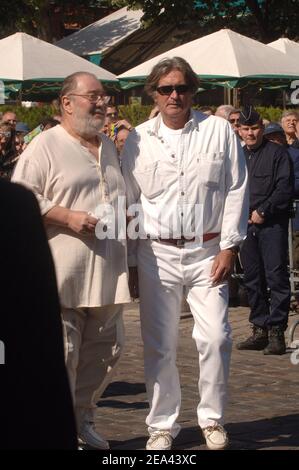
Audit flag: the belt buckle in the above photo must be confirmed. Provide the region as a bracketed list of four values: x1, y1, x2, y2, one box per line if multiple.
[176, 239, 185, 247]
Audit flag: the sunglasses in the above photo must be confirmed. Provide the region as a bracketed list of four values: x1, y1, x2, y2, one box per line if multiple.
[156, 84, 190, 95]
[229, 119, 240, 125]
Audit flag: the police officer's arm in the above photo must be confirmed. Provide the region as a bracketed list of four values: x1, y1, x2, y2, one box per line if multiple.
[256, 147, 294, 219]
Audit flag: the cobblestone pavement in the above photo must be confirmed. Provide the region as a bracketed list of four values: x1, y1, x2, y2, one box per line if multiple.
[94, 303, 299, 451]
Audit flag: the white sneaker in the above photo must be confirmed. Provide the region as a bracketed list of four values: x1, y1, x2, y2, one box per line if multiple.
[78, 421, 109, 450]
[146, 431, 173, 450]
[202, 423, 229, 450]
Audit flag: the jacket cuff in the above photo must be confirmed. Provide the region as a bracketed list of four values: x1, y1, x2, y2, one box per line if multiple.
[257, 202, 270, 218]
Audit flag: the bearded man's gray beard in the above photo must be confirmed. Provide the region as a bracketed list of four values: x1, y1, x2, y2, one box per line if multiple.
[72, 113, 105, 138]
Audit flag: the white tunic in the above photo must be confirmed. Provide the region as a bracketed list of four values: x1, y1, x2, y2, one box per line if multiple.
[12, 125, 131, 308]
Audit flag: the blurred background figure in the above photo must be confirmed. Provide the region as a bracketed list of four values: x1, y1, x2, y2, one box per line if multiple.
[103, 104, 132, 138]
[262, 118, 270, 127]
[0, 122, 16, 179]
[293, 120, 299, 149]
[114, 125, 131, 159]
[1, 111, 17, 128]
[148, 105, 160, 119]
[215, 104, 235, 119]
[15, 122, 29, 157]
[52, 114, 62, 122]
[281, 110, 299, 146]
[0, 179, 77, 449]
[40, 117, 60, 131]
[263, 122, 286, 146]
[228, 109, 241, 135]
[15, 121, 29, 136]
[199, 106, 214, 116]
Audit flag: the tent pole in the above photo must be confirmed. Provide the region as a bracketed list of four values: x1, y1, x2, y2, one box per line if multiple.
[233, 88, 239, 108]
[17, 88, 22, 106]
[282, 90, 287, 109]
[224, 87, 230, 105]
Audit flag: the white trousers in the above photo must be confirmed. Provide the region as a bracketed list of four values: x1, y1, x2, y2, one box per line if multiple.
[62, 304, 124, 430]
[137, 239, 232, 437]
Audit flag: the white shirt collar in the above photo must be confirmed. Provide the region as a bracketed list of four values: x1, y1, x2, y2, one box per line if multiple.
[148, 109, 207, 137]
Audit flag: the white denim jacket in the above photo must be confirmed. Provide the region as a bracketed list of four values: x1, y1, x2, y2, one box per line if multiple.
[121, 110, 249, 266]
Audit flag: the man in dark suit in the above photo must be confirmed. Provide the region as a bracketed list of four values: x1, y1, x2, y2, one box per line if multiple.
[0, 179, 77, 449]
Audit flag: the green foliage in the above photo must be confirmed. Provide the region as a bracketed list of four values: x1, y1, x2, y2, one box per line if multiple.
[0, 104, 291, 129]
[119, 104, 291, 126]
[255, 106, 284, 122]
[110, 1, 299, 42]
[0, 105, 56, 129]
[118, 104, 153, 126]
[0, 1, 113, 41]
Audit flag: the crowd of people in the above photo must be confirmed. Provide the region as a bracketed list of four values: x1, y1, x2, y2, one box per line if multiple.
[1, 57, 299, 450]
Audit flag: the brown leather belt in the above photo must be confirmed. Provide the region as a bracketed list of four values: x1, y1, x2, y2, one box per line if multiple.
[157, 232, 220, 248]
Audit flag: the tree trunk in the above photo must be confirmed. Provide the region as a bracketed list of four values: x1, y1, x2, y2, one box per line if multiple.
[35, 1, 64, 42]
[245, 0, 271, 42]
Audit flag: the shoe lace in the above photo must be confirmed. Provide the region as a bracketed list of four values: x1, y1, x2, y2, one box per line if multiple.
[252, 325, 267, 338]
[204, 424, 225, 435]
[149, 431, 171, 444]
[270, 327, 284, 337]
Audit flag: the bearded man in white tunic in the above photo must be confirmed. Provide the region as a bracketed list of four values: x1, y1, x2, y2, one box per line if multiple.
[12, 72, 131, 449]
[121, 57, 249, 451]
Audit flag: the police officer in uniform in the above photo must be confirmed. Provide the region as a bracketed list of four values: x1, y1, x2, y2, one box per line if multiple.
[237, 107, 293, 355]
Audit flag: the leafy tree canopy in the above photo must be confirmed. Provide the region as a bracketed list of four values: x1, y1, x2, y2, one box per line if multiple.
[1, 0, 298, 43]
[109, 0, 299, 42]
[0, 0, 113, 41]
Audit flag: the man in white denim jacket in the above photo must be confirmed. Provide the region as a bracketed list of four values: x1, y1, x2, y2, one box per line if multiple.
[121, 57, 249, 451]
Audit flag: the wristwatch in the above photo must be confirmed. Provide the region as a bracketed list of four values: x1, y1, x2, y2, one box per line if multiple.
[257, 207, 265, 218]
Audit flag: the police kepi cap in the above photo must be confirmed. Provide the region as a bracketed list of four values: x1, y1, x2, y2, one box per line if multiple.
[239, 106, 261, 126]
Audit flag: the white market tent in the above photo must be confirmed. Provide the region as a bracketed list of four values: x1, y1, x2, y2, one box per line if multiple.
[0, 32, 118, 100]
[268, 38, 299, 59]
[118, 29, 299, 89]
[56, 7, 143, 57]
[0, 32, 117, 82]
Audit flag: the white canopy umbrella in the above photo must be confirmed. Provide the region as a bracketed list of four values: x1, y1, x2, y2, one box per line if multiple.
[268, 38, 299, 59]
[0, 32, 118, 100]
[56, 7, 143, 57]
[118, 29, 299, 88]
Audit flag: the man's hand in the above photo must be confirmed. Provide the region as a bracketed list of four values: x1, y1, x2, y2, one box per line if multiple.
[67, 210, 98, 235]
[210, 249, 236, 285]
[129, 266, 139, 300]
[249, 209, 264, 225]
[116, 119, 133, 131]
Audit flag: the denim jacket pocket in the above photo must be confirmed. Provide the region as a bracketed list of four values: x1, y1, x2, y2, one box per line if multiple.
[134, 161, 165, 199]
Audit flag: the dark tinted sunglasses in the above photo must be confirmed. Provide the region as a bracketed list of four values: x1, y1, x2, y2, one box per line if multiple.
[156, 84, 190, 95]
[229, 118, 240, 126]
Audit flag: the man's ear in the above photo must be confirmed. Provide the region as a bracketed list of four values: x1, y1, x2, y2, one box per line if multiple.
[153, 92, 158, 105]
[61, 95, 72, 115]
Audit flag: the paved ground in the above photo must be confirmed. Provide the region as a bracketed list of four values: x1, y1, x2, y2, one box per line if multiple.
[94, 303, 299, 451]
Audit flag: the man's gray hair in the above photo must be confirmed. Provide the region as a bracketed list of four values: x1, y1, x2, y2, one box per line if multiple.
[281, 109, 299, 121]
[228, 108, 241, 118]
[144, 57, 200, 97]
[215, 105, 235, 120]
